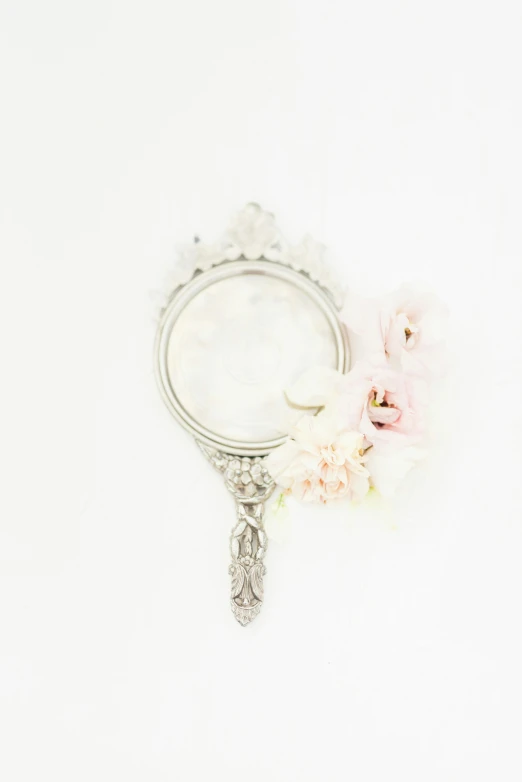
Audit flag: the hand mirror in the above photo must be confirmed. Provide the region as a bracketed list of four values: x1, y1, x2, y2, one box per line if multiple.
[155, 204, 349, 625]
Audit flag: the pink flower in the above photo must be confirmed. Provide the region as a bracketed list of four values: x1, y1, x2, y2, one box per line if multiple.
[338, 363, 427, 495]
[266, 414, 370, 504]
[339, 362, 426, 444]
[342, 284, 448, 376]
[283, 362, 426, 444]
[278, 362, 428, 499]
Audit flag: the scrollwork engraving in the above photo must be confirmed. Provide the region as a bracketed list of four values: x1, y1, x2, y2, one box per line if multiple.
[198, 445, 275, 625]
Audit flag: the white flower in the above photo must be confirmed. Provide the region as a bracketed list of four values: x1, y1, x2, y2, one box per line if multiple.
[267, 413, 370, 504]
[342, 283, 448, 376]
[365, 442, 426, 497]
[381, 285, 448, 375]
[339, 361, 427, 444]
[280, 362, 428, 497]
[284, 365, 343, 410]
[284, 362, 426, 440]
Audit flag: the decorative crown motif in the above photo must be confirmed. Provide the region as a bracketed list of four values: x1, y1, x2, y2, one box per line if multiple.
[163, 203, 344, 308]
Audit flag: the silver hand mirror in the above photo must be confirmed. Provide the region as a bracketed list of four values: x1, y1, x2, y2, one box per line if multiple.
[155, 204, 349, 625]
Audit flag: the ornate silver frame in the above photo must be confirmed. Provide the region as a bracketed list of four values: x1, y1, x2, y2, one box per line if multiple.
[154, 204, 349, 625]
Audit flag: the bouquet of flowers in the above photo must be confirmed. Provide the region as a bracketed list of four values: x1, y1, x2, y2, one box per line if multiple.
[266, 284, 447, 508]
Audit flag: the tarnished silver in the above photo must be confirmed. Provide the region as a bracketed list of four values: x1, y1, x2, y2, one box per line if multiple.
[199, 445, 275, 625]
[154, 204, 349, 625]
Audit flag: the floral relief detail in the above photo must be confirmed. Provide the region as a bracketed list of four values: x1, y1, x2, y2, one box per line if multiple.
[156, 204, 343, 314]
[282, 234, 326, 277]
[225, 202, 281, 261]
[229, 503, 267, 626]
[281, 235, 344, 306]
[198, 445, 275, 626]
[223, 456, 273, 500]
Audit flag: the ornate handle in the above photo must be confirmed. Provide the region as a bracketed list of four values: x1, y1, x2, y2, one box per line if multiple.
[198, 445, 275, 625]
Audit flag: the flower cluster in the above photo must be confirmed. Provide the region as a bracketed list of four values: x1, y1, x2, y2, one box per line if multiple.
[266, 284, 447, 503]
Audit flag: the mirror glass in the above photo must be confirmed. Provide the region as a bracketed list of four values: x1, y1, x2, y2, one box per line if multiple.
[165, 270, 340, 443]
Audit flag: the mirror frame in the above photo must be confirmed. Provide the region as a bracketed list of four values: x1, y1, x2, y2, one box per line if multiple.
[155, 258, 349, 456]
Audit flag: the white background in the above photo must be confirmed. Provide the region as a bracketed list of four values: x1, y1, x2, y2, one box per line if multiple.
[1, 2, 522, 780]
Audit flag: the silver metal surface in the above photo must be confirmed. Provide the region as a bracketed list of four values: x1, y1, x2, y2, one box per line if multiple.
[154, 206, 349, 624]
[155, 259, 347, 456]
[199, 445, 275, 625]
